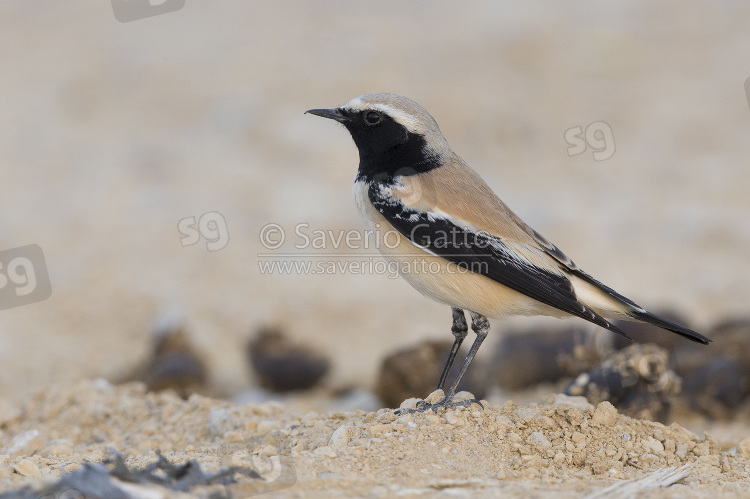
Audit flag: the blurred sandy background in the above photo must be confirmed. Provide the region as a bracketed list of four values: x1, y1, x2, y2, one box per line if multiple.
[1, 1, 749, 403]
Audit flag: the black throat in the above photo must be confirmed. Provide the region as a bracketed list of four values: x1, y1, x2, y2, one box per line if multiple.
[348, 116, 442, 183]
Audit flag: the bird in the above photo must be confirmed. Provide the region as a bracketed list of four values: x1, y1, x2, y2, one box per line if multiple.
[306, 93, 710, 412]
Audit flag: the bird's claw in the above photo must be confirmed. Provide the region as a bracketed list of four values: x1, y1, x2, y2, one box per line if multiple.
[395, 396, 484, 415]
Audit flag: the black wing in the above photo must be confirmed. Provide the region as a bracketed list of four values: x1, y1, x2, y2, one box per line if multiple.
[527, 226, 640, 308]
[369, 184, 631, 339]
[526, 226, 710, 344]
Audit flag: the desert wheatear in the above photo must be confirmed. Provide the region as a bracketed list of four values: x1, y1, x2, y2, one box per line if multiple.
[307, 93, 709, 411]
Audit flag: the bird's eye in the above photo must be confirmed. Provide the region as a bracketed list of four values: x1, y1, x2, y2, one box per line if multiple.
[364, 111, 382, 125]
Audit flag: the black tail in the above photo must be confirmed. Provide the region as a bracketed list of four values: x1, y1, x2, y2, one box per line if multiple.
[629, 309, 711, 345]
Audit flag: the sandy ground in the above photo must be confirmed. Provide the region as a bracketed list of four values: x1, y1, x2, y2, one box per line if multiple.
[1, 1, 750, 497]
[1, 381, 749, 497]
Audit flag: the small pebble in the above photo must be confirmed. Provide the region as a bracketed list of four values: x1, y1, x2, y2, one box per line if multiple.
[396, 414, 414, 425]
[425, 415, 442, 426]
[549, 393, 594, 411]
[641, 436, 664, 454]
[3, 430, 44, 458]
[495, 416, 515, 430]
[444, 412, 463, 426]
[424, 390, 445, 405]
[14, 460, 41, 477]
[223, 431, 243, 443]
[692, 442, 709, 457]
[369, 424, 392, 436]
[591, 401, 618, 427]
[453, 391, 475, 402]
[738, 437, 750, 458]
[399, 398, 419, 410]
[312, 446, 337, 458]
[664, 439, 676, 453]
[259, 444, 279, 458]
[329, 425, 351, 449]
[528, 431, 552, 450]
[257, 419, 279, 434]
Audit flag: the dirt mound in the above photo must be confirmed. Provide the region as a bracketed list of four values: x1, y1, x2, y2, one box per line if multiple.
[1, 381, 749, 497]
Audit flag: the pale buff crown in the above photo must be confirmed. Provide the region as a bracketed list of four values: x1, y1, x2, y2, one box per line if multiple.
[341, 93, 452, 159]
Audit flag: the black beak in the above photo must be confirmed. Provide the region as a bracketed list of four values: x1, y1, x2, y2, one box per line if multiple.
[305, 108, 349, 123]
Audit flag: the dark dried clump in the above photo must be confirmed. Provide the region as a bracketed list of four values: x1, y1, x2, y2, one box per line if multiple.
[676, 316, 750, 419]
[115, 317, 207, 398]
[564, 343, 680, 422]
[492, 325, 606, 390]
[248, 327, 330, 392]
[376, 339, 488, 408]
[141, 327, 208, 396]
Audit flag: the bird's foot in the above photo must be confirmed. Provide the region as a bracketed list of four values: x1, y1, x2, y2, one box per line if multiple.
[394, 390, 484, 415]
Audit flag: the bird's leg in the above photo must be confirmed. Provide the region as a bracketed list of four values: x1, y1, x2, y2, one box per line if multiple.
[401, 311, 488, 414]
[442, 312, 488, 402]
[435, 308, 468, 391]
[414, 308, 468, 411]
